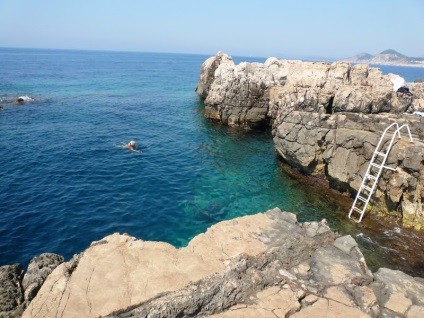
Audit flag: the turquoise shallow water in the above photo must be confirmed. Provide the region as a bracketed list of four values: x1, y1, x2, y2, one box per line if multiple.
[1, 48, 423, 276]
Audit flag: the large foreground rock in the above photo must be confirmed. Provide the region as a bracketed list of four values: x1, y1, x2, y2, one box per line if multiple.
[196, 52, 424, 228]
[22, 208, 424, 317]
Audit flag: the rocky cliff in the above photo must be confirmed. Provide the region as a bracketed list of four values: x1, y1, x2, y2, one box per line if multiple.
[196, 52, 424, 229]
[0, 209, 419, 317]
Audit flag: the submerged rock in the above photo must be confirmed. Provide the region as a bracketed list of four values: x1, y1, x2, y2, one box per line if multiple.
[13, 96, 34, 104]
[20, 208, 424, 317]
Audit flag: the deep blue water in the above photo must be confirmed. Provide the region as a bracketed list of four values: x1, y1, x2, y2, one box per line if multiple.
[1, 48, 423, 276]
[371, 64, 424, 82]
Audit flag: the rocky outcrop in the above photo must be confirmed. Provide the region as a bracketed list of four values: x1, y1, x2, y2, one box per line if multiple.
[22, 253, 64, 303]
[13, 96, 35, 104]
[197, 53, 423, 129]
[410, 82, 424, 111]
[0, 254, 63, 317]
[196, 52, 424, 229]
[273, 111, 424, 228]
[195, 51, 234, 99]
[0, 264, 25, 317]
[20, 209, 424, 318]
[198, 54, 288, 129]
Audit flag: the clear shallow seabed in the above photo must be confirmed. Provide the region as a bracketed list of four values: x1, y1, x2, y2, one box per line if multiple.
[1, 48, 423, 276]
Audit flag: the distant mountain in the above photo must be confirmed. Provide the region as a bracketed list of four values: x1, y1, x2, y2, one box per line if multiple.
[342, 49, 424, 67]
[353, 53, 374, 61]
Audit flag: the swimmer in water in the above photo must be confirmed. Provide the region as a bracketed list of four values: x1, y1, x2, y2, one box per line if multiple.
[119, 140, 140, 152]
[127, 140, 136, 151]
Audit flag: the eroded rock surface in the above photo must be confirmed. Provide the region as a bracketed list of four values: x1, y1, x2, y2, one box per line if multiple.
[23, 210, 284, 317]
[22, 253, 64, 303]
[195, 51, 234, 99]
[0, 253, 63, 318]
[21, 209, 424, 318]
[196, 52, 424, 228]
[0, 264, 24, 317]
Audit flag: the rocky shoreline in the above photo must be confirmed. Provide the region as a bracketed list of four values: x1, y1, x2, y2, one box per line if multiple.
[196, 52, 424, 229]
[2, 54, 424, 317]
[2, 208, 424, 317]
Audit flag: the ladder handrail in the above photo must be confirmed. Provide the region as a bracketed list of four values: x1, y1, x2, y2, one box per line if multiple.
[372, 123, 413, 160]
[348, 122, 414, 223]
[397, 124, 414, 142]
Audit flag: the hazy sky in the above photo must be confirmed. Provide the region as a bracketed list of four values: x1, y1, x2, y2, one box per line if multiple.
[1, 0, 423, 59]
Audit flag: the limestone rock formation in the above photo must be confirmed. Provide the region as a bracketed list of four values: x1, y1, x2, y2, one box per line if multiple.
[371, 268, 424, 317]
[196, 52, 424, 228]
[195, 51, 234, 99]
[198, 57, 288, 129]
[21, 209, 424, 318]
[196, 54, 422, 129]
[0, 264, 25, 317]
[0, 253, 63, 317]
[22, 253, 64, 302]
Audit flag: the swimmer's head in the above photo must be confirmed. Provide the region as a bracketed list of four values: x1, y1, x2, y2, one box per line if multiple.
[129, 140, 136, 147]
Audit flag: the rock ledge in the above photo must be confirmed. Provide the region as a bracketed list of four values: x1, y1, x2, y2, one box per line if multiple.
[14, 208, 424, 318]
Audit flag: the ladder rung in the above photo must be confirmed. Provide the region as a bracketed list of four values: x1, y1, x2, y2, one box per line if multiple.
[353, 207, 364, 213]
[385, 166, 397, 171]
[375, 151, 386, 157]
[370, 163, 382, 169]
[367, 174, 377, 180]
[357, 196, 368, 202]
[349, 207, 364, 221]
[362, 185, 372, 192]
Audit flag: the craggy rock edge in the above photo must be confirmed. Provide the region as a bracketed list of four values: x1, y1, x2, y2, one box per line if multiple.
[196, 52, 424, 229]
[3, 209, 424, 317]
[106, 210, 424, 318]
[0, 254, 64, 317]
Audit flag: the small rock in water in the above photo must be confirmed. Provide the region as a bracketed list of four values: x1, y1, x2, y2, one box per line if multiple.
[13, 96, 34, 104]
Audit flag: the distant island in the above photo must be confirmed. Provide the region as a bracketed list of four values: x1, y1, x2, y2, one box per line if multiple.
[341, 49, 424, 68]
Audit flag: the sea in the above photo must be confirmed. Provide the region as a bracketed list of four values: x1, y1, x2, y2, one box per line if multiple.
[1, 48, 424, 276]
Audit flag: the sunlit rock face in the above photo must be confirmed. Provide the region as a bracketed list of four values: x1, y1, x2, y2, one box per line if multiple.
[21, 209, 424, 318]
[196, 52, 424, 228]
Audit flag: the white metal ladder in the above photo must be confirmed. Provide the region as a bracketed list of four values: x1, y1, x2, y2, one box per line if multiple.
[348, 123, 414, 223]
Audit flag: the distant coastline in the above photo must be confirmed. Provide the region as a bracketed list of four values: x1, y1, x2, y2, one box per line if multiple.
[367, 62, 424, 69]
[340, 49, 424, 69]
